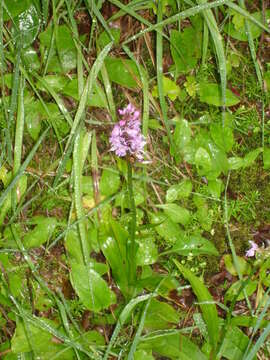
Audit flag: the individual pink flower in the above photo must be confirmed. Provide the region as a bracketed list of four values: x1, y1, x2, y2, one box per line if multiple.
[109, 103, 146, 161]
[246, 241, 258, 257]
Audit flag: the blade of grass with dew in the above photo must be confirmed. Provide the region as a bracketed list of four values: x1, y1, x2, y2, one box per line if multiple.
[174, 259, 219, 355]
[227, 1, 270, 34]
[103, 294, 154, 360]
[12, 75, 25, 212]
[91, 130, 100, 224]
[202, 17, 209, 67]
[73, 128, 92, 266]
[100, 61, 116, 121]
[127, 282, 163, 360]
[53, 42, 113, 187]
[9, 295, 97, 358]
[33, 73, 73, 127]
[55, 297, 82, 360]
[156, 1, 174, 154]
[123, 0, 230, 44]
[64, 0, 84, 97]
[236, 0, 264, 149]
[223, 172, 253, 311]
[4, 49, 63, 147]
[123, 0, 270, 45]
[108, 0, 170, 44]
[197, 0, 227, 119]
[217, 271, 257, 356]
[48, 191, 124, 250]
[0, 0, 8, 154]
[41, 0, 49, 25]
[244, 323, 270, 360]
[0, 127, 50, 209]
[84, 0, 114, 42]
[10, 62, 63, 149]
[244, 293, 270, 357]
[11, 224, 86, 358]
[6, 44, 21, 164]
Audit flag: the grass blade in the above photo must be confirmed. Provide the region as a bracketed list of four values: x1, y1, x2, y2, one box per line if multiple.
[174, 259, 219, 354]
[103, 294, 154, 360]
[0, 127, 50, 209]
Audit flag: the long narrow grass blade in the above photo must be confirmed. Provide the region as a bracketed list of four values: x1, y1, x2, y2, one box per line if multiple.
[73, 129, 92, 265]
[103, 294, 154, 360]
[244, 323, 270, 360]
[197, 0, 226, 116]
[0, 127, 49, 208]
[127, 286, 161, 360]
[12, 75, 25, 211]
[53, 42, 113, 187]
[156, 1, 174, 153]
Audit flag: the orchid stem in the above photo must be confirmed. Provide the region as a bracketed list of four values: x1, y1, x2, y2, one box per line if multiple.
[127, 159, 137, 285]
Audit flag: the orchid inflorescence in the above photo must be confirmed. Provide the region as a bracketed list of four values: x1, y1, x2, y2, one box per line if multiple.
[109, 103, 146, 161]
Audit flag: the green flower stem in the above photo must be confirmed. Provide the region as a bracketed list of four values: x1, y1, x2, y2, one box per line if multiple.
[127, 159, 137, 285]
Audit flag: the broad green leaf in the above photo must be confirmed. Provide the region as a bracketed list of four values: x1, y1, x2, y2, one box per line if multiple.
[137, 273, 178, 296]
[243, 147, 262, 168]
[171, 234, 218, 256]
[11, 319, 74, 359]
[136, 237, 158, 266]
[9, 273, 23, 297]
[12, 5, 40, 48]
[170, 26, 201, 74]
[22, 47, 40, 71]
[25, 110, 42, 140]
[210, 124, 234, 152]
[39, 25, 77, 72]
[0, 175, 27, 226]
[224, 255, 251, 276]
[218, 325, 249, 360]
[228, 157, 244, 170]
[259, 258, 270, 286]
[140, 332, 207, 360]
[166, 179, 192, 203]
[115, 183, 145, 208]
[100, 168, 120, 197]
[206, 142, 229, 178]
[199, 83, 240, 107]
[134, 349, 154, 360]
[82, 176, 94, 196]
[157, 203, 191, 226]
[23, 216, 57, 249]
[144, 299, 180, 330]
[173, 119, 191, 152]
[99, 221, 129, 296]
[174, 260, 219, 349]
[62, 78, 107, 107]
[66, 230, 107, 274]
[70, 262, 116, 312]
[36, 76, 107, 108]
[207, 179, 223, 198]
[195, 147, 212, 173]
[225, 280, 257, 302]
[150, 212, 184, 245]
[152, 76, 181, 101]
[224, 10, 270, 41]
[3, 0, 31, 21]
[97, 28, 120, 48]
[263, 148, 270, 169]
[104, 57, 143, 88]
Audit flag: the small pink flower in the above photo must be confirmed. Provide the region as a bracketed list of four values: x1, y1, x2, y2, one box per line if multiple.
[246, 241, 258, 257]
[109, 103, 146, 161]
